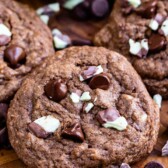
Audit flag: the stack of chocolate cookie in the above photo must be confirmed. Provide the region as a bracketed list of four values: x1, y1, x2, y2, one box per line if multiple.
[0, 0, 165, 167]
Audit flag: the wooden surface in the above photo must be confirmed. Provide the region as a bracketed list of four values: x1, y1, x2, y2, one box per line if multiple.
[0, 0, 168, 167]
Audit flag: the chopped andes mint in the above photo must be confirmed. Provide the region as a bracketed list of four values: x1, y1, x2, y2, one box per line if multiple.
[0, 24, 12, 46]
[52, 29, 71, 49]
[159, 18, 168, 37]
[148, 34, 167, 53]
[89, 73, 110, 90]
[129, 39, 149, 58]
[97, 108, 120, 124]
[79, 65, 103, 81]
[153, 94, 162, 108]
[102, 117, 128, 131]
[80, 91, 91, 101]
[70, 92, 80, 103]
[63, 0, 84, 10]
[36, 3, 60, 16]
[162, 141, 168, 156]
[135, 0, 157, 19]
[44, 79, 68, 102]
[0, 35, 11, 46]
[83, 102, 94, 113]
[120, 163, 131, 168]
[149, 14, 165, 31]
[0, 24, 12, 37]
[127, 0, 141, 8]
[62, 122, 84, 142]
[4, 45, 26, 67]
[33, 115, 60, 133]
[90, 0, 110, 18]
[28, 122, 51, 139]
[39, 15, 49, 24]
[144, 161, 164, 168]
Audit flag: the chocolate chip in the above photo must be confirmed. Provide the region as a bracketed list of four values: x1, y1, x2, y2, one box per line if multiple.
[136, 0, 157, 19]
[91, 0, 109, 18]
[72, 38, 93, 46]
[4, 45, 26, 67]
[148, 34, 167, 53]
[72, 1, 90, 20]
[28, 122, 51, 139]
[144, 161, 164, 168]
[0, 127, 9, 148]
[44, 79, 68, 102]
[0, 35, 11, 46]
[97, 108, 120, 124]
[62, 122, 84, 142]
[0, 103, 8, 128]
[89, 73, 110, 90]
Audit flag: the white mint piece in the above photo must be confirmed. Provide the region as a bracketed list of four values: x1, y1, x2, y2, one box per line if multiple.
[80, 92, 91, 101]
[84, 103, 94, 113]
[120, 163, 131, 168]
[94, 65, 103, 75]
[149, 19, 159, 31]
[40, 15, 49, 24]
[52, 28, 62, 36]
[161, 19, 168, 36]
[140, 113, 148, 122]
[141, 39, 149, 50]
[36, 8, 44, 15]
[0, 24, 12, 37]
[129, 39, 141, 55]
[153, 94, 162, 108]
[103, 117, 128, 131]
[53, 36, 68, 49]
[64, 0, 84, 10]
[79, 75, 84, 81]
[34, 115, 60, 133]
[162, 141, 168, 156]
[48, 3, 60, 12]
[128, 0, 141, 8]
[70, 93, 80, 103]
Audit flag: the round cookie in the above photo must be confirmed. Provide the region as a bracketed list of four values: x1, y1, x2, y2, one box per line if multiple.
[7, 46, 159, 167]
[0, 0, 54, 102]
[94, 0, 168, 98]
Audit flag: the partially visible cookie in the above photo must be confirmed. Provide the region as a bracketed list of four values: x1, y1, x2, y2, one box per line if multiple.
[0, 0, 54, 102]
[94, 0, 168, 98]
[8, 46, 159, 167]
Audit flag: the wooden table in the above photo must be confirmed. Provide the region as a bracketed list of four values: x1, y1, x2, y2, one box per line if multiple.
[0, 0, 168, 167]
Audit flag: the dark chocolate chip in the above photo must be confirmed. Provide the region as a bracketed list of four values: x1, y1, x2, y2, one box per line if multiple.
[0, 103, 8, 129]
[28, 122, 51, 139]
[144, 161, 164, 168]
[0, 35, 11, 46]
[72, 1, 90, 20]
[0, 127, 10, 148]
[72, 38, 93, 46]
[97, 108, 120, 124]
[44, 79, 68, 102]
[62, 122, 84, 142]
[89, 73, 110, 90]
[148, 34, 167, 53]
[136, 0, 158, 19]
[4, 45, 26, 67]
[91, 0, 109, 18]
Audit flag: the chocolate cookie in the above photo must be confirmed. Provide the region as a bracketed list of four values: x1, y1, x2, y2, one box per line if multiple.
[7, 46, 159, 167]
[0, 0, 54, 102]
[94, 0, 168, 98]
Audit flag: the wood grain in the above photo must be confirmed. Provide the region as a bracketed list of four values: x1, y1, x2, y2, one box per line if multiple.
[0, 0, 168, 167]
